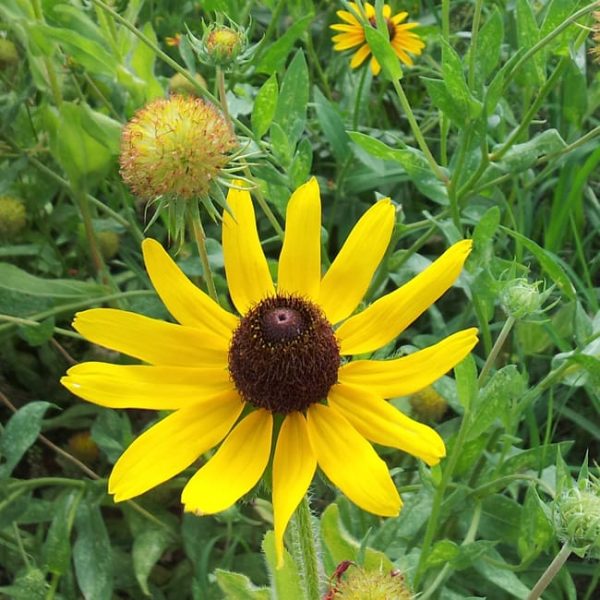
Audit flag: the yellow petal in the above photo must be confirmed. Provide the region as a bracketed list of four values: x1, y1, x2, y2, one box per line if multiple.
[272, 413, 316, 568]
[61, 362, 232, 409]
[333, 34, 364, 50]
[383, 5, 391, 19]
[73, 308, 228, 366]
[306, 404, 401, 516]
[336, 9, 360, 26]
[319, 199, 395, 324]
[278, 177, 321, 300]
[222, 187, 275, 315]
[391, 11, 408, 25]
[339, 328, 479, 397]
[364, 3, 375, 18]
[350, 44, 371, 68]
[328, 383, 445, 465]
[142, 238, 238, 339]
[337, 240, 473, 354]
[108, 392, 244, 501]
[330, 24, 360, 33]
[182, 409, 273, 514]
[369, 56, 381, 76]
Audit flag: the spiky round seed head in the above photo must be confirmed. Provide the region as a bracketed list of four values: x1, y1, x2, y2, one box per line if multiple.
[409, 386, 448, 421]
[554, 476, 600, 558]
[119, 95, 236, 201]
[0, 39, 18, 66]
[500, 278, 543, 320]
[168, 72, 207, 96]
[329, 564, 413, 600]
[0, 196, 26, 238]
[228, 295, 340, 414]
[205, 27, 245, 64]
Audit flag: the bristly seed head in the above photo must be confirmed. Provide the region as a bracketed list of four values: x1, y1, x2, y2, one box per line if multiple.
[228, 295, 340, 414]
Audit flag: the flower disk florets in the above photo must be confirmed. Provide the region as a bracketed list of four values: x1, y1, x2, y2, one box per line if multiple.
[119, 95, 236, 201]
[228, 295, 340, 414]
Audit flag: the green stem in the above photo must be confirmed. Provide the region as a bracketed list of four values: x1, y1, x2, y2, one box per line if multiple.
[291, 496, 321, 600]
[467, 0, 484, 90]
[352, 65, 369, 131]
[189, 206, 219, 302]
[216, 67, 233, 136]
[527, 543, 572, 600]
[391, 79, 447, 183]
[441, 0, 450, 41]
[478, 316, 516, 386]
[414, 404, 473, 589]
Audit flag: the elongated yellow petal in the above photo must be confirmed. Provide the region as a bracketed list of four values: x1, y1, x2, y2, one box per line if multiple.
[339, 328, 479, 397]
[278, 177, 321, 300]
[350, 44, 371, 68]
[108, 392, 244, 501]
[61, 362, 233, 409]
[336, 10, 360, 26]
[337, 240, 473, 354]
[306, 404, 401, 516]
[73, 308, 228, 366]
[328, 383, 445, 465]
[182, 410, 273, 514]
[222, 187, 275, 315]
[333, 34, 364, 50]
[142, 238, 238, 339]
[391, 11, 408, 25]
[273, 413, 316, 567]
[370, 56, 382, 76]
[319, 199, 394, 324]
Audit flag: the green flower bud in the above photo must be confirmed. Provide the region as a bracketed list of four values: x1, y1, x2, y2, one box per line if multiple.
[0, 196, 27, 238]
[168, 72, 207, 96]
[554, 474, 600, 558]
[96, 231, 120, 260]
[409, 386, 448, 421]
[500, 278, 543, 320]
[205, 26, 246, 65]
[0, 39, 18, 66]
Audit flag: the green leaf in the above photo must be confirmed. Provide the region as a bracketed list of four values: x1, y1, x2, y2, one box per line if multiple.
[91, 409, 132, 464]
[273, 50, 309, 149]
[454, 354, 478, 411]
[496, 129, 567, 172]
[0, 401, 52, 478]
[472, 206, 501, 264]
[495, 441, 573, 478]
[43, 490, 82, 576]
[348, 132, 448, 204]
[515, 0, 545, 87]
[440, 39, 482, 122]
[289, 138, 313, 190]
[363, 26, 403, 81]
[27, 23, 117, 77]
[269, 122, 293, 168]
[473, 8, 504, 84]
[0, 262, 105, 299]
[313, 86, 351, 162]
[132, 527, 171, 596]
[215, 570, 270, 600]
[80, 105, 122, 155]
[540, 0, 583, 56]
[467, 366, 526, 440]
[473, 548, 531, 598]
[73, 502, 114, 600]
[18, 316, 55, 346]
[252, 75, 278, 138]
[425, 539, 459, 568]
[518, 486, 553, 559]
[0, 568, 48, 599]
[255, 14, 313, 75]
[261, 531, 303, 600]
[423, 77, 467, 125]
[130, 22, 164, 101]
[501, 227, 576, 300]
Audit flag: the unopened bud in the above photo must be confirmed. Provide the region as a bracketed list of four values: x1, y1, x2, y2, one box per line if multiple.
[0, 196, 26, 238]
[500, 278, 543, 320]
[168, 72, 207, 96]
[410, 386, 447, 421]
[0, 39, 18, 66]
[205, 26, 246, 66]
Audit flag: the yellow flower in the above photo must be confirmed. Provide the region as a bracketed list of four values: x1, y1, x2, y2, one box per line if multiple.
[331, 2, 425, 75]
[61, 178, 477, 565]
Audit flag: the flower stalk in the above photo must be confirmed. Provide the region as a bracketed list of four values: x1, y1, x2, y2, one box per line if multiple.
[290, 496, 321, 600]
[189, 204, 219, 302]
[527, 542, 572, 600]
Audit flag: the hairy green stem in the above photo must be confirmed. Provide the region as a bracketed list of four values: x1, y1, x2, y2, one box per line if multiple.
[527, 543, 572, 600]
[291, 496, 321, 600]
[190, 207, 219, 302]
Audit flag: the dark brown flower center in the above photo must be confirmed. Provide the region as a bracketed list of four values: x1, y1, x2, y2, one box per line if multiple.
[228, 295, 340, 414]
[369, 17, 396, 41]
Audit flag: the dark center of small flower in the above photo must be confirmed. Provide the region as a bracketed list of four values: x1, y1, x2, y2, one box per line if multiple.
[368, 17, 396, 41]
[228, 295, 340, 414]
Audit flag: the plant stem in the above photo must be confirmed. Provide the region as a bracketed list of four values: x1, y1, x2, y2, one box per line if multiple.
[291, 496, 321, 600]
[467, 0, 484, 90]
[478, 316, 516, 386]
[527, 543, 572, 600]
[216, 67, 234, 136]
[352, 66, 369, 131]
[391, 79, 447, 183]
[189, 206, 219, 302]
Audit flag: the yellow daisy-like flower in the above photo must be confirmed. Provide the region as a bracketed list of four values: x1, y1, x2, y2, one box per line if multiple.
[331, 2, 425, 75]
[61, 178, 477, 565]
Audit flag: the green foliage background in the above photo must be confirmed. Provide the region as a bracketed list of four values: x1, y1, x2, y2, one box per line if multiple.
[0, 0, 599, 598]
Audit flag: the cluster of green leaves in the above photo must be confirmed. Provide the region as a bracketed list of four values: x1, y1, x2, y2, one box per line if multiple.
[1, 0, 599, 598]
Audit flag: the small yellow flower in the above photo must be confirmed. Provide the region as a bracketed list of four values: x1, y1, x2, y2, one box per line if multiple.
[331, 2, 425, 75]
[165, 34, 181, 47]
[62, 179, 477, 566]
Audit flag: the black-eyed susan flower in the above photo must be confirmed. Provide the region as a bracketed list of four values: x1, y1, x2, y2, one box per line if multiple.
[331, 2, 425, 75]
[61, 178, 477, 565]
